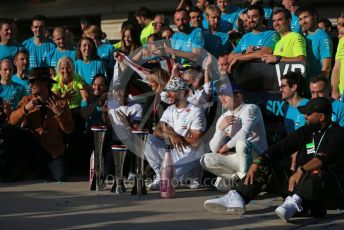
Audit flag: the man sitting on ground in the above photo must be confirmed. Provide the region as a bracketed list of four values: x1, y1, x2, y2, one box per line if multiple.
[144, 77, 206, 190]
[204, 97, 344, 221]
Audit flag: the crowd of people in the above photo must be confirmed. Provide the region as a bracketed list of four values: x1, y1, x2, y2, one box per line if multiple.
[0, 0, 344, 222]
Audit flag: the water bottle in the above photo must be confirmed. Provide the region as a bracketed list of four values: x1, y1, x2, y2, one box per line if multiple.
[160, 145, 176, 198]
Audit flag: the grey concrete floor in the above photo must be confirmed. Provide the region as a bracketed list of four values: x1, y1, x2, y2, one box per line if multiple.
[0, 177, 343, 230]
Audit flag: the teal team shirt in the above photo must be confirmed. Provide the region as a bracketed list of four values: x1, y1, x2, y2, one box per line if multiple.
[171, 27, 204, 65]
[331, 100, 344, 127]
[221, 6, 241, 29]
[291, 13, 302, 34]
[97, 43, 115, 70]
[204, 30, 232, 58]
[233, 29, 280, 53]
[284, 98, 309, 132]
[74, 59, 106, 85]
[47, 48, 76, 68]
[305, 29, 333, 78]
[0, 81, 27, 110]
[11, 74, 30, 93]
[263, 7, 273, 28]
[22, 37, 56, 69]
[0, 43, 22, 61]
[266, 98, 309, 133]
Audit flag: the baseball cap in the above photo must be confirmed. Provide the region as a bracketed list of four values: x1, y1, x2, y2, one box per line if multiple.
[164, 77, 190, 91]
[218, 81, 242, 95]
[297, 97, 332, 116]
[112, 79, 125, 91]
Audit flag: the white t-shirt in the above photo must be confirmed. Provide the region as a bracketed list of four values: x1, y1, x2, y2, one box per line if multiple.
[108, 100, 143, 141]
[187, 82, 211, 110]
[110, 102, 143, 125]
[209, 103, 268, 153]
[160, 103, 206, 164]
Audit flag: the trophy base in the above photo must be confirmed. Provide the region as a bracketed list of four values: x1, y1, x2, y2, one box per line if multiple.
[131, 178, 147, 195]
[111, 179, 126, 194]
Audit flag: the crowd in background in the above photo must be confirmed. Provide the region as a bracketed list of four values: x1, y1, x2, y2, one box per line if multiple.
[0, 0, 343, 198]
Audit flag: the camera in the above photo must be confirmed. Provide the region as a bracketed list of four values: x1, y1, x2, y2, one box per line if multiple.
[34, 99, 44, 106]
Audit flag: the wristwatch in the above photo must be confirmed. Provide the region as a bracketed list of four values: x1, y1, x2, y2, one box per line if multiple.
[297, 166, 307, 174]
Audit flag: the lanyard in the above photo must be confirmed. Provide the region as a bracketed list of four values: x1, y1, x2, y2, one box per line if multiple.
[313, 124, 332, 156]
[153, 94, 158, 117]
[152, 95, 159, 130]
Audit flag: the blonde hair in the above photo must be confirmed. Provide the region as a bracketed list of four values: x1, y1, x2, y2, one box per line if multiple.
[56, 56, 75, 75]
[147, 68, 170, 92]
[205, 5, 221, 17]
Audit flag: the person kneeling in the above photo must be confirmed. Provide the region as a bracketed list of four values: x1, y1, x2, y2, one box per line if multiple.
[200, 82, 267, 192]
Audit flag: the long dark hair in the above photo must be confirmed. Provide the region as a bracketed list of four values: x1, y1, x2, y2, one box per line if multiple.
[76, 37, 99, 60]
[121, 24, 141, 55]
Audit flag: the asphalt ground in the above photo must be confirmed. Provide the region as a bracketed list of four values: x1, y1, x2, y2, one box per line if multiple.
[0, 177, 343, 230]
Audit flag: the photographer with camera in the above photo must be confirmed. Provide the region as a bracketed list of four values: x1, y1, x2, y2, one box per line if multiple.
[2, 67, 74, 182]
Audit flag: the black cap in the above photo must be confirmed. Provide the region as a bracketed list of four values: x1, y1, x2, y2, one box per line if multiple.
[25, 67, 57, 83]
[297, 97, 332, 116]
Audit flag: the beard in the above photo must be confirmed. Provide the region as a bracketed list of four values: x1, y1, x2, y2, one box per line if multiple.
[249, 22, 260, 30]
[177, 24, 189, 33]
[210, 24, 218, 31]
[307, 122, 322, 132]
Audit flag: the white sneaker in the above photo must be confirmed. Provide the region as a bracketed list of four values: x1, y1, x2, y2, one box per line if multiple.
[188, 179, 201, 189]
[275, 194, 303, 222]
[128, 172, 136, 180]
[148, 177, 160, 191]
[204, 190, 246, 215]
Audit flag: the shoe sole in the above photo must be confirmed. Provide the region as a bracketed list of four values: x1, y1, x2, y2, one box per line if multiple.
[188, 185, 201, 189]
[275, 209, 288, 222]
[204, 202, 245, 215]
[148, 184, 160, 191]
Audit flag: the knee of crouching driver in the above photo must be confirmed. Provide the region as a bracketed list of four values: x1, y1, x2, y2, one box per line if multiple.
[235, 140, 250, 154]
[200, 153, 216, 169]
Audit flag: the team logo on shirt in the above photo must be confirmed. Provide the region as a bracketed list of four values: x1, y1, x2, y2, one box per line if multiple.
[278, 45, 284, 53]
[187, 38, 192, 48]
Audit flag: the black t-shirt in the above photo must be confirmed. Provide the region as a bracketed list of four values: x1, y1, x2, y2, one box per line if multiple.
[262, 122, 344, 176]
